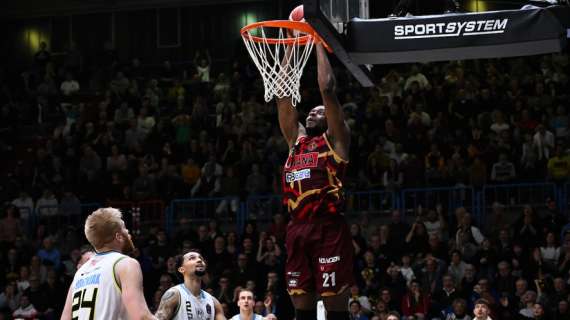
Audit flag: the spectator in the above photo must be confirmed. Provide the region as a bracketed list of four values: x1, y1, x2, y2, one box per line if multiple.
[114, 101, 135, 127]
[230, 289, 264, 320]
[404, 65, 431, 91]
[519, 291, 538, 319]
[0, 206, 22, 244]
[348, 285, 372, 315]
[533, 125, 555, 162]
[35, 189, 58, 218]
[194, 50, 212, 83]
[24, 275, 50, 317]
[245, 163, 268, 195]
[180, 157, 201, 187]
[256, 234, 282, 270]
[60, 72, 80, 96]
[448, 251, 468, 285]
[349, 300, 370, 320]
[216, 166, 241, 215]
[539, 232, 561, 273]
[490, 153, 516, 183]
[209, 236, 233, 278]
[405, 219, 430, 255]
[494, 261, 516, 295]
[11, 192, 34, 221]
[383, 159, 404, 193]
[106, 144, 128, 173]
[455, 213, 485, 261]
[469, 157, 488, 188]
[554, 300, 570, 320]
[59, 190, 81, 218]
[132, 164, 157, 200]
[11, 295, 38, 320]
[36, 237, 60, 269]
[490, 111, 510, 135]
[0, 283, 20, 313]
[191, 162, 221, 198]
[445, 298, 471, 320]
[472, 299, 491, 320]
[401, 280, 430, 320]
[79, 145, 102, 182]
[547, 145, 570, 183]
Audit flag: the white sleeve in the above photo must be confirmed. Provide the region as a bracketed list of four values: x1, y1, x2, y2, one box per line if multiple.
[471, 226, 485, 244]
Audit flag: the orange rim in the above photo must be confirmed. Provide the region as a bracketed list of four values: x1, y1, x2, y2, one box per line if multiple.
[241, 20, 324, 46]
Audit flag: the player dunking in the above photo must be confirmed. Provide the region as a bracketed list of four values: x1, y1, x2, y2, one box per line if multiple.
[154, 251, 226, 320]
[61, 207, 157, 320]
[277, 43, 354, 320]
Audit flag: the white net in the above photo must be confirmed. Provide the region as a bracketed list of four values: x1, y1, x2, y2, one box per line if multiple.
[241, 23, 316, 107]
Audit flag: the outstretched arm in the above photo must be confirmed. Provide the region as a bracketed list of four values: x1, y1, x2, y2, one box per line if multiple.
[116, 257, 157, 320]
[155, 288, 180, 320]
[315, 44, 350, 160]
[277, 45, 305, 148]
[213, 297, 227, 320]
[277, 97, 302, 149]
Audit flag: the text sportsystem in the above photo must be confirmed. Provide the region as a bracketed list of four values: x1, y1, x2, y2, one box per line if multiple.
[394, 19, 509, 39]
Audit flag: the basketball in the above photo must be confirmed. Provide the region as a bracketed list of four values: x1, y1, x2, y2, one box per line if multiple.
[289, 4, 304, 21]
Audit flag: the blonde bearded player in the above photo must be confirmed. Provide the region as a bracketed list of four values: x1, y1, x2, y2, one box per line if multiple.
[61, 207, 157, 320]
[154, 251, 226, 320]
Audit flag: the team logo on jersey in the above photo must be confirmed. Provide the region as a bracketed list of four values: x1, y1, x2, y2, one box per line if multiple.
[285, 152, 318, 170]
[288, 279, 298, 287]
[285, 169, 311, 183]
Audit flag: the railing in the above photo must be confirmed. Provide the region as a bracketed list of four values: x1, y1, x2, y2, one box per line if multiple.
[22, 182, 568, 238]
[107, 200, 165, 236]
[481, 183, 558, 225]
[33, 203, 102, 234]
[402, 186, 475, 220]
[345, 190, 398, 216]
[243, 194, 284, 227]
[167, 197, 239, 235]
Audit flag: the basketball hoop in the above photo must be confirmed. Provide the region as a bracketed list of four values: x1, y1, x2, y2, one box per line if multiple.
[241, 20, 326, 107]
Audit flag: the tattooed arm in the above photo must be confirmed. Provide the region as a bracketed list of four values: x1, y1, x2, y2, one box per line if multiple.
[213, 297, 227, 320]
[155, 288, 180, 320]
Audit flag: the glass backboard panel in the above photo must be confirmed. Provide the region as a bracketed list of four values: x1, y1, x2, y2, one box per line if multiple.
[320, 0, 369, 33]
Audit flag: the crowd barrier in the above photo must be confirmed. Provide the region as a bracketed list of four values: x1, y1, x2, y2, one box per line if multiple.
[26, 202, 101, 235]
[106, 200, 165, 236]
[345, 190, 398, 216]
[18, 182, 568, 237]
[401, 186, 475, 221]
[481, 183, 558, 225]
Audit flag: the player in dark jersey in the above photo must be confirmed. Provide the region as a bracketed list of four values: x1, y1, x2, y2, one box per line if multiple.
[276, 43, 354, 320]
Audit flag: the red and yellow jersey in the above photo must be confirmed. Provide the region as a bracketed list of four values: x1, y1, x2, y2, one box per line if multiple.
[282, 133, 348, 220]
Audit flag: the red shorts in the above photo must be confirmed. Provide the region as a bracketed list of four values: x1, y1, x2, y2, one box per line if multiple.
[285, 215, 354, 296]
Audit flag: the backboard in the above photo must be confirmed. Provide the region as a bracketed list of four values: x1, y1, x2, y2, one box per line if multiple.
[318, 0, 369, 33]
[303, 0, 374, 86]
[303, 0, 570, 88]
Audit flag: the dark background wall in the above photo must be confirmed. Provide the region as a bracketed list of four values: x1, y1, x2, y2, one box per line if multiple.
[0, 0, 529, 68]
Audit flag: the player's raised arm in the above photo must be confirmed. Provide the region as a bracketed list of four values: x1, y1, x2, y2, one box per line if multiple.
[115, 257, 157, 320]
[277, 96, 302, 149]
[315, 43, 350, 160]
[276, 43, 305, 148]
[155, 288, 181, 320]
